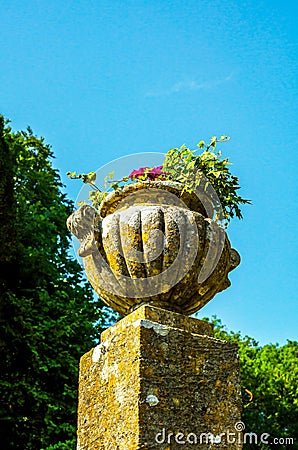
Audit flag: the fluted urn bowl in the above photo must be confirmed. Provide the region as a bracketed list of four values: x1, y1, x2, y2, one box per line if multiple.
[67, 181, 240, 316]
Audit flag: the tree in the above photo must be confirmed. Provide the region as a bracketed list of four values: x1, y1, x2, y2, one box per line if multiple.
[211, 318, 298, 449]
[0, 116, 108, 449]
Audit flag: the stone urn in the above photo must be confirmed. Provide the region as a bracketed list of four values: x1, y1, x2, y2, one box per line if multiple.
[67, 180, 240, 316]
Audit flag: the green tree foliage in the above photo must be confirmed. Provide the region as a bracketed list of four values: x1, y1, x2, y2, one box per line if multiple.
[211, 318, 298, 449]
[0, 116, 107, 449]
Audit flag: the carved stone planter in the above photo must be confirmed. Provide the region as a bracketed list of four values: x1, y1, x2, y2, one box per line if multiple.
[67, 181, 240, 316]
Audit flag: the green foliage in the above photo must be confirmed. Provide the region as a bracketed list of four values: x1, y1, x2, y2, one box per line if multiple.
[67, 170, 108, 210]
[43, 439, 76, 450]
[162, 136, 251, 225]
[0, 117, 108, 449]
[208, 317, 298, 449]
[67, 136, 251, 226]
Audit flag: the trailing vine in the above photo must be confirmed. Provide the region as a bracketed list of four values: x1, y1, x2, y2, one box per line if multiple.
[67, 135, 251, 226]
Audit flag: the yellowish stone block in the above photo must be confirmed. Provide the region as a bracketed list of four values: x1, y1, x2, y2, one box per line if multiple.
[77, 305, 242, 449]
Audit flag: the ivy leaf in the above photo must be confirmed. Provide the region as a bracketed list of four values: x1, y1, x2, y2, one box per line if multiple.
[87, 172, 96, 183]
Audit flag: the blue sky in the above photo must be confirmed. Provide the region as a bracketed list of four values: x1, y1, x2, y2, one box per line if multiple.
[1, 0, 297, 345]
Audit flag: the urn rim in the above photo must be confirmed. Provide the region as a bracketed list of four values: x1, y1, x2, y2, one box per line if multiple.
[99, 180, 212, 218]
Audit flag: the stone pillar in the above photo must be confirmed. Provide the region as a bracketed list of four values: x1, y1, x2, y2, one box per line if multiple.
[77, 305, 242, 449]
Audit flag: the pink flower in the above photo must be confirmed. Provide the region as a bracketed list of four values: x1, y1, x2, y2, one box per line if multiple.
[128, 165, 166, 181]
[128, 167, 148, 179]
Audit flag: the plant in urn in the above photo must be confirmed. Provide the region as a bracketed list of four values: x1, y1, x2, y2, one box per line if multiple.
[67, 136, 250, 316]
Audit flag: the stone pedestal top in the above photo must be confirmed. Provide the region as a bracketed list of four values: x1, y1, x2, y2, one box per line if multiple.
[101, 305, 214, 343]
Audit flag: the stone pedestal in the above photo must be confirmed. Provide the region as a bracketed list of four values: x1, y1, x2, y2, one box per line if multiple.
[77, 305, 242, 449]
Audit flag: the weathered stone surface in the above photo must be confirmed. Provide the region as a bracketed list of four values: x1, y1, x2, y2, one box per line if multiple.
[67, 181, 240, 317]
[77, 306, 242, 449]
[98, 180, 209, 218]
